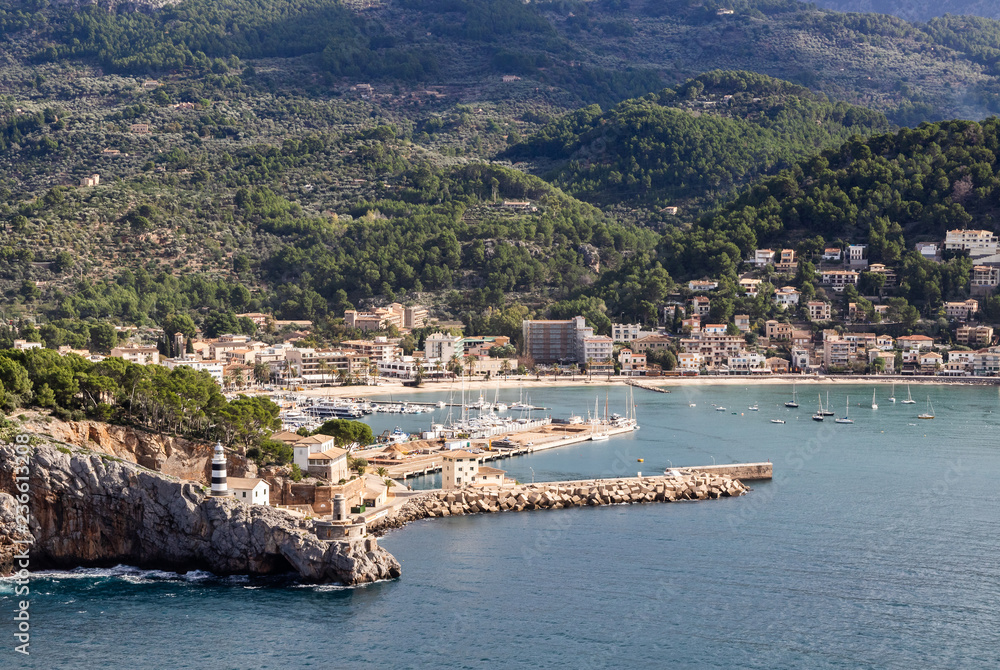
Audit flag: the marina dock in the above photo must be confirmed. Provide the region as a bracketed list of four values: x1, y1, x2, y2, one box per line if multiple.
[369, 422, 639, 480]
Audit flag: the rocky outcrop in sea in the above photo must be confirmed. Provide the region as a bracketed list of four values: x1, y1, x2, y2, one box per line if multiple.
[0, 444, 399, 585]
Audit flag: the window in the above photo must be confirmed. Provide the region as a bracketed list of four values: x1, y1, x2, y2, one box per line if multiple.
[242, 492, 246, 498]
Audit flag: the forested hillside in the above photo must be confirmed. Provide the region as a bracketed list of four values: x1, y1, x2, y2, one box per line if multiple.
[506, 71, 891, 208]
[647, 119, 1000, 308]
[5, 0, 1000, 336]
[811, 1, 1000, 22]
[9, 0, 1000, 118]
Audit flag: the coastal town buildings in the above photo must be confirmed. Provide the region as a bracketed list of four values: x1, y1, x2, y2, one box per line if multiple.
[774, 286, 800, 308]
[751, 249, 775, 267]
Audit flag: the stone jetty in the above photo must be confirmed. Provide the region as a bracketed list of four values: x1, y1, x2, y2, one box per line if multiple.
[370, 471, 747, 534]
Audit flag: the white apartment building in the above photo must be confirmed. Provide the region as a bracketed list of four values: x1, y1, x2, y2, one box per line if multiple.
[677, 352, 703, 371]
[727, 351, 768, 374]
[774, 286, 800, 308]
[820, 270, 859, 290]
[945, 229, 998, 256]
[973, 265, 1000, 290]
[751, 249, 775, 267]
[111, 346, 160, 365]
[612, 323, 653, 342]
[579, 335, 614, 364]
[162, 357, 224, 385]
[424, 332, 464, 361]
[284, 348, 369, 383]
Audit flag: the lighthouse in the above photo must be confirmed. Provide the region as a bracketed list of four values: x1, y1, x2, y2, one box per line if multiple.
[211, 441, 229, 496]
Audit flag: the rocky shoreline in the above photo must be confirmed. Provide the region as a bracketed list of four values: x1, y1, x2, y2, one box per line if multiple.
[0, 444, 399, 585]
[370, 473, 748, 535]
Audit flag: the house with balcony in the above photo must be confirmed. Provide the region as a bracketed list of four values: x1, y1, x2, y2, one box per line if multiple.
[820, 270, 859, 291]
[944, 299, 978, 321]
[775, 249, 796, 273]
[957, 325, 993, 347]
[774, 286, 800, 308]
[807, 301, 831, 321]
[765, 320, 793, 341]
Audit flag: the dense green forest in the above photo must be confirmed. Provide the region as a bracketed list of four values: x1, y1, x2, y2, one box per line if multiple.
[507, 71, 892, 207]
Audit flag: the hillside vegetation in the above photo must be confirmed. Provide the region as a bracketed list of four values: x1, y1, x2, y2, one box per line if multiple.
[506, 71, 892, 208]
[5, 0, 1000, 336]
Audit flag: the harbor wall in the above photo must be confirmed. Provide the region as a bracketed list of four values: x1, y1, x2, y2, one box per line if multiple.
[687, 462, 772, 481]
[369, 471, 748, 534]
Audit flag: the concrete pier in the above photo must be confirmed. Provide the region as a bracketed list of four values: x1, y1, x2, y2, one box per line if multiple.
[687, 462, 772, 481]
[378, 423, 638, 480]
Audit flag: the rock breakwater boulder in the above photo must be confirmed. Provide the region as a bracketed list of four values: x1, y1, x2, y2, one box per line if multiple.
[370, 472, 748, 535]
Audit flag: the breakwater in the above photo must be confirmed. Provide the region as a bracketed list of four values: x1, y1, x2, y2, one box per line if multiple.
[688, 462, 772, 481]
[370, 470, 749, 534]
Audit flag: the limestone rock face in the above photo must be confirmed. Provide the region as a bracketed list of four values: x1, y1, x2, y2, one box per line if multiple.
[0, 445, 399, 585]
[19, 414, 255, 482]
[0, 493, 33, 576]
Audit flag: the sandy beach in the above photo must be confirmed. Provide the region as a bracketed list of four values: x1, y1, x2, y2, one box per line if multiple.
[288, 374, 1000, 399]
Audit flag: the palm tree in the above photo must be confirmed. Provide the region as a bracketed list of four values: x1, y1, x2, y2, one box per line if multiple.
[317, 360, 330, 387]
[500, 359, 511, 380]
[375, 466, 389, 477]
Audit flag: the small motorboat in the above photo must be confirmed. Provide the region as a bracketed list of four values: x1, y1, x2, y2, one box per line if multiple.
[771, 419, 785, 424]
[748, 404, 759, 411]
[716, 406, 726, 412]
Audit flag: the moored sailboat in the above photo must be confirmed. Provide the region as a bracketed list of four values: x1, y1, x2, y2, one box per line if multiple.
[835, 396, 854, 424]
[812, 394, 825, 421]
[785, 384, 799, 408]
[918, 397, 935, 420]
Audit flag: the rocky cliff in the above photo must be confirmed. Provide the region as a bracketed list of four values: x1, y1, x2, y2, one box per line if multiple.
[0, 443, 400, 585]
[18, 413, 255, 482]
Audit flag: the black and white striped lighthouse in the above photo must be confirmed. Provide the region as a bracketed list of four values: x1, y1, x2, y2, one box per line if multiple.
[211, 441, 229, 496]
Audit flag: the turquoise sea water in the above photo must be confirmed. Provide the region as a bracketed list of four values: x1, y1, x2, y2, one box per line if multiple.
[5, 383, 1000, 669]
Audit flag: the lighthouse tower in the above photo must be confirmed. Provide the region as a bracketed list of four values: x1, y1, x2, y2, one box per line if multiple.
[211, 441, 229, 496]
